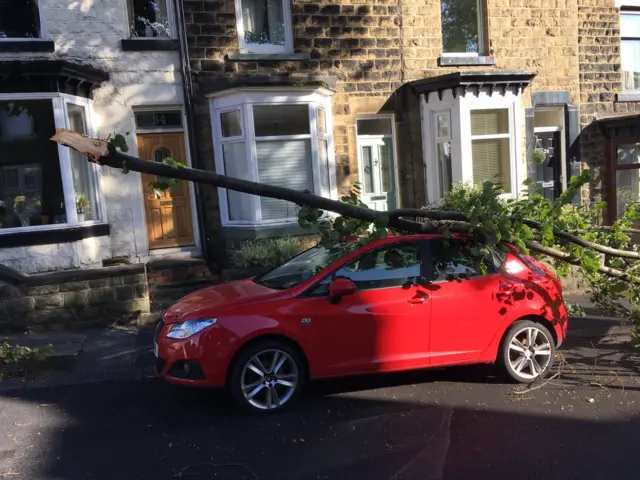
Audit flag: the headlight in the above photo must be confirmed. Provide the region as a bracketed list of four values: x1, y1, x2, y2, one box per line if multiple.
[166, 318, 217, 339]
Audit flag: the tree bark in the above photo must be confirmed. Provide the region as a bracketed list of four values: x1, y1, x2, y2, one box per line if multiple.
[48, 129, 640, 285]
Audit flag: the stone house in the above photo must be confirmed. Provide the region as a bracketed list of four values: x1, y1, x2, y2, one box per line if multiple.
[184, 0, 640, 266]
[0, 0, 639, 330]
[0, 0, 210, 330]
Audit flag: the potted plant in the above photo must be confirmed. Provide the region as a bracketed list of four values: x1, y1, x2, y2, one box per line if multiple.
[530, 148, 547, 165]
[75, 192, 90, 222]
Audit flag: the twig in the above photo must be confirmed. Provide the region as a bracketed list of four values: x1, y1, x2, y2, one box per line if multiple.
[511, 372, 561, 395]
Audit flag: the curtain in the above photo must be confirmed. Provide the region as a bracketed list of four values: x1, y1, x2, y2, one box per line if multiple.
[242, 0, 266, 44]
[222, 142, 252, 221]
[257, 140, 313, 220]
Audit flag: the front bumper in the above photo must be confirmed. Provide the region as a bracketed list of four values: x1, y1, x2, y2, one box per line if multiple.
[154, 319, 232, 387]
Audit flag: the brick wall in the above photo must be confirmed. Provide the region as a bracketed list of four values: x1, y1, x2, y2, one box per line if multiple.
[577, 0, 640, 206]
[185, 0, 640, 260]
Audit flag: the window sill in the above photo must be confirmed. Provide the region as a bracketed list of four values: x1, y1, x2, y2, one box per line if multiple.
[0, 40, 55, 53]
[0, 223, 110, 248]
[438, 55, 496, 67]
[616, 91, 640, 102]
[121, 39, 179, 52]
[227, 52, 311, 62]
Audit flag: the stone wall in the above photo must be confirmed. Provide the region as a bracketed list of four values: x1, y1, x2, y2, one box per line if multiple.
[577, 0, 640, 209]
[0, 265, 150, 332]
[184, 0, 589, 264]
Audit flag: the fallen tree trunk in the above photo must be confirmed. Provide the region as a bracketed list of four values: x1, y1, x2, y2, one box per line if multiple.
[49, 129, 640, 285]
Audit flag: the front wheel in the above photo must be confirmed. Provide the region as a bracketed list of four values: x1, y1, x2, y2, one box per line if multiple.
[498, 320, 555, 383]
[229, 341, 305, 413]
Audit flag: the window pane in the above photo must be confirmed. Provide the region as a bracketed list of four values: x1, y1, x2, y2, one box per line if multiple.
[241, 0, 285, 45]
[357, 118, 392, 135]
[318, 139, 331, 195]
[471, 109, 509, 136]
[221, 110, 243, 138]
[333, 243, 422, 291]
[318, 108, 327, 134]
[617, 143, 640, 166]
[67, 104, 100, 222]
[253, 105, 310, 137]
[621, 13, 640, 38]
[436, 113, 450, 138]
[128, 0, 170, 38]
[472, 138, 511, 193]
[380, 138, 393, 193]
[256, 139, 313, 220]
[0, 0, 40, 38]
[437, 141, 453, 194]
[441, 0, 479, 54]
[616, 169, 640, 219]
[621, 40, 640, 91]
[431, 240, 494, 282]
[222, 142, 252, 221]
[0, 100, 65, 227]
[361, 146, 374, 194]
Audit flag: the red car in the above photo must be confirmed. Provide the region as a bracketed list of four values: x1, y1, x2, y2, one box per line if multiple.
[155, 234, 568, 412]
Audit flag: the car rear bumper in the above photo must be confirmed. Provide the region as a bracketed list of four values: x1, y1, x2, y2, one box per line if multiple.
[154, 320, 229, 388]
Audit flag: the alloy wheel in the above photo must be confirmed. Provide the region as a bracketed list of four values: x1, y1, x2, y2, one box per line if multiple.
[240, 349, 299, 410]
[507, 326, 553, 380]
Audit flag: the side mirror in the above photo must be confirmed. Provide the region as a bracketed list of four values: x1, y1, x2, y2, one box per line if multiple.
[328, 277, 356, 299]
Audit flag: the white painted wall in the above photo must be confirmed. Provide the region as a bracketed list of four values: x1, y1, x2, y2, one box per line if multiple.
[0, 0, 184, 273]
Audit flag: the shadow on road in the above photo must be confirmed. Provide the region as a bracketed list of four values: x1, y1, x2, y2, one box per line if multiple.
[1, 314, 639, 479]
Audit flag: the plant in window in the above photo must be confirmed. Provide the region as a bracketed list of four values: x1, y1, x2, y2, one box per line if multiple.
[129, 0, 170, 38]
[530, 148, 547, 165]
[75, 192, 90, 221]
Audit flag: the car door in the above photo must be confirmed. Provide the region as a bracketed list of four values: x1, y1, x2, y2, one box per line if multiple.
[289, 240, 432, 378]
[426, 239, 509, 366]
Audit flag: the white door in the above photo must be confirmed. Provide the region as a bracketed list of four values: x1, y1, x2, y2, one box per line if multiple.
[358, 138, 397, 211]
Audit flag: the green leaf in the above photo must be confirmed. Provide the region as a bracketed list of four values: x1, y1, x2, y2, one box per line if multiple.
[109, 133, 129, 152]
[611, 281, 629, 294]
[519, 224, 533, 240]
[373, 215, 389, 229]
[522, 178, 535, 187]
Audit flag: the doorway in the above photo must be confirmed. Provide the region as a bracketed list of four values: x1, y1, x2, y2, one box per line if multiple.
[532, 130, 562, 201]
[356, 116, 398, 211]
[138, 132, 195, 249]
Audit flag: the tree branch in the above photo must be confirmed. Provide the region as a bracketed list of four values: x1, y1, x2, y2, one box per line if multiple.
[48, 129, 640, 286]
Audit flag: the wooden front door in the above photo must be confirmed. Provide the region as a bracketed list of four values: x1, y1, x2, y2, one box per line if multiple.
[138, 133, 195, 249]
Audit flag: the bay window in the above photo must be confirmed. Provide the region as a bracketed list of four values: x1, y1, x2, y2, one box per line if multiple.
[0, 95, 103, 231]
[621, 9, 640, 91]
[211, 89, 335, 226]
[612, 141, 640, 219]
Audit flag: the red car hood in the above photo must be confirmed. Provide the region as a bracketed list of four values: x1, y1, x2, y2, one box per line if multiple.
[162, 279, 279, 324]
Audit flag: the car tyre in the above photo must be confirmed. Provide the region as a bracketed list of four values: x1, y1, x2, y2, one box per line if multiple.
[498, 320, 556, 383]
[229, 340, 305, 413]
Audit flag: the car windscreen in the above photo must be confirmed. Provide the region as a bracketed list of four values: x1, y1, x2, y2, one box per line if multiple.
[254, 245, 341, 290]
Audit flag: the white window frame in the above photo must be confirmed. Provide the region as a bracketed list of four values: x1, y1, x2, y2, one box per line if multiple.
[0, 92, 106, 235]
[440, 0, 487, 57]
[209, 88, 336, 227]
[620, 7, 640, 92]
[234, 0, 294, 54]
[123, 0, 177, 40]
[422, 88, 524, 204]
[355, 114, 401, 209]
[0, 0, 44, 41]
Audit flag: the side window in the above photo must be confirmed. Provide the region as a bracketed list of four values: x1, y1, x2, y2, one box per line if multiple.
[431, 240, 497, 283]
[313, 242, 423, 294]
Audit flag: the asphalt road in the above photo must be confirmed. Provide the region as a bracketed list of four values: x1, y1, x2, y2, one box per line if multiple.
[1, 317, 640, 480]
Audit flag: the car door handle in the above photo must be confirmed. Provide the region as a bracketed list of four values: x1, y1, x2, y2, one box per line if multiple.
[408, 296, 427, 304]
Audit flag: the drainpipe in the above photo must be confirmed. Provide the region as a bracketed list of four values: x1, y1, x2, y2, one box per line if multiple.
[173, 0, 209, 263]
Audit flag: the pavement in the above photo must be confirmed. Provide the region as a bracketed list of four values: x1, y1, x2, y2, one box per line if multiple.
[0, 309, 639, 479]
